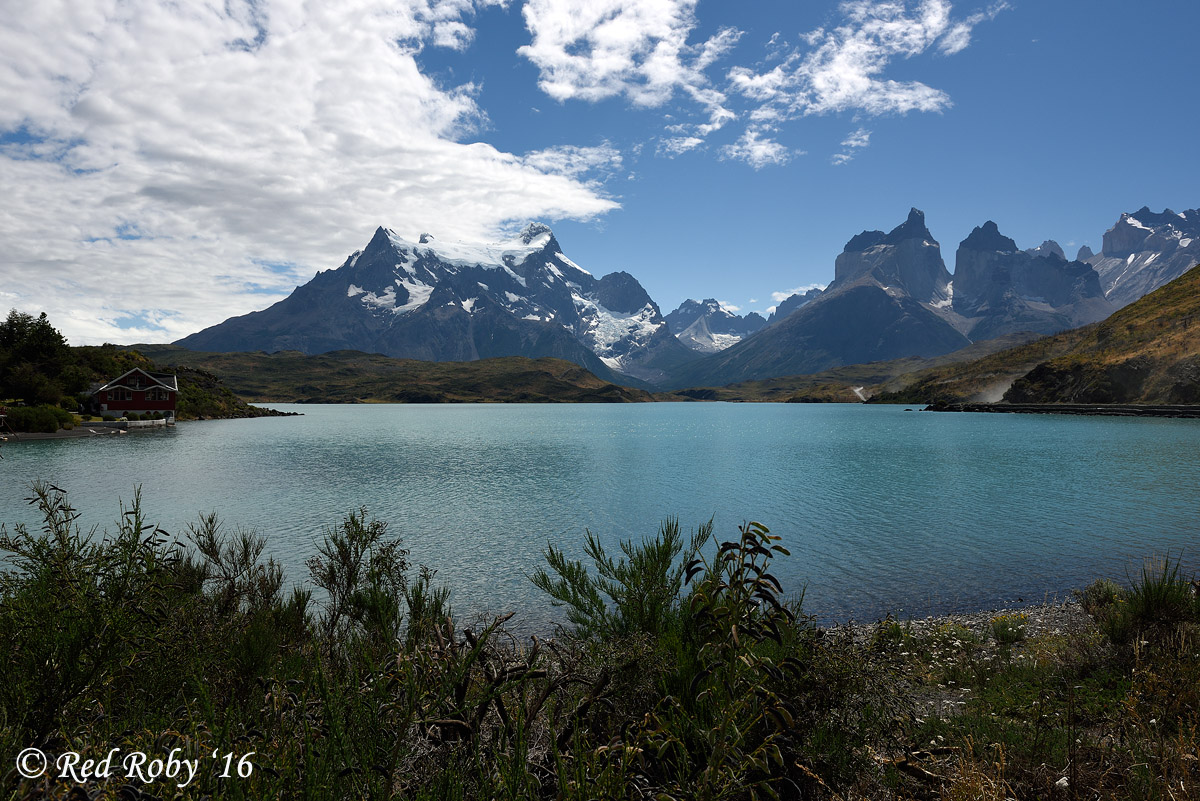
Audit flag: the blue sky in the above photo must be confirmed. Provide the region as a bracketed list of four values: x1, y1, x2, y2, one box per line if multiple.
[1, 0, 1197, 342]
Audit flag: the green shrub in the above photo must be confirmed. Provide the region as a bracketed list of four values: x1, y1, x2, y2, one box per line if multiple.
[4, 404, 72, 432]
[531, 517, 711, 640]
[990, 612, 1028, 645]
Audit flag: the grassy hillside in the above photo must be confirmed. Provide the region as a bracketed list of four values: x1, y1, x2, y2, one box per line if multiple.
[660, 332, 1041, 403]
[875, 263, 1200, 405]
[132, 345, 653, 403]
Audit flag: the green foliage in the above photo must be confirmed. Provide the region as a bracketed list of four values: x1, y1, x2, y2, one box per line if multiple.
[530, 517, 711, 639]
[306, 508, 410, 645]
[0, 483, 179, 740]
[4, 488, 1197, 800]
[990, 612, 1028, 645]
[3, 403, 73, 432]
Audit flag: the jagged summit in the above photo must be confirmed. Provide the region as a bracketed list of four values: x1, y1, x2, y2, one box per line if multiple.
[842, 208, 935, 253]
[519, 222, 554, 244]
[960, 221, 1018, 253]
[665, 298, 766, 354]
[1026, 240, 1066, 261]
[177, 223, 695, 385]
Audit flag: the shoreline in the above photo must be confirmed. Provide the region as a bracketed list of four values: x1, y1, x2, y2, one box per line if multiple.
[926, 400, 1200, 418]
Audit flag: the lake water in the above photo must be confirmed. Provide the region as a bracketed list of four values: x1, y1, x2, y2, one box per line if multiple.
[2, 403, 1198, 628]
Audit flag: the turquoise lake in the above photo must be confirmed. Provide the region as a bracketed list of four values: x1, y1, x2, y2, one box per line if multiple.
[2, 403, 1198, 628]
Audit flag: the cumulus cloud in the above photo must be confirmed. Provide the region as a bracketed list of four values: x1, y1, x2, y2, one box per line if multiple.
[728, 0, 1005, 122]
[720, 129, 792, 169]
[0, 0, 618, 345]
[520, 0, 1004, 166]
[518, 0, 739, 106]
[518, 0, 742, 156]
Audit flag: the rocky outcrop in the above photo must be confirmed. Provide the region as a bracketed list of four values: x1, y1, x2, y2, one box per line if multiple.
[1025, 240, 1066, 260]
[951, 222, 1113, 341]
[767, 288, 823, 324]
[665, 299, 767, 353]
[1083, 207, 1200, 308]
[667, 209, 969, 388]
[831, 208, 952, 305]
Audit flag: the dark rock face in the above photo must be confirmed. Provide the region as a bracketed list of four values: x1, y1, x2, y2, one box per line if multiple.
[665, 299, 767, 353]
[1076, 245, 1095, 261]
[1025, 240, 1066, 261]
[1004, 356, 1152, 404]
[952, 222, 1112, 340]
[1085, 207, 1200, 307]
[832, 208, 951, 305]
[177, 224, 696, 386]
[668, 209, 968, 388]
[668, 283, 970, 388]
[767, 288, 823, 324]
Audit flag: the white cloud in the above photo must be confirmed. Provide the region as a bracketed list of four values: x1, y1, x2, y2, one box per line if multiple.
[831, 126, 871, 165]
[770, 283, 825, 303]
[728, 0, 1007, 128]
[518, 0, 740, 107]
[0, 0, 617, 345]
[658, 136, 704, 156]
[939, 2, 1010, 55]
[523, 141, 623, 178]
[519, 0, 741, 153]
[519, 1, 1005, 166]
[717, 300, 740, 313]
[720, 129, 792, 169]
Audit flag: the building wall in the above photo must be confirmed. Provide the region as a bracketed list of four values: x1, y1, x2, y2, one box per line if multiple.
[94, 388, 177, 416]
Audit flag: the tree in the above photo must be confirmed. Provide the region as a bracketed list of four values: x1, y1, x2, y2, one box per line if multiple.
[0, 310, 73, 402]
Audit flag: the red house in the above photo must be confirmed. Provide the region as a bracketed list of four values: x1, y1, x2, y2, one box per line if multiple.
[91, 368, 178, 419]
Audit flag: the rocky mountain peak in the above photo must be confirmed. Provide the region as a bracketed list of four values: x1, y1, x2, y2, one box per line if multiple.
[520, 222, 554, 245]
[1077, 245, 1095, 261]
[960, 221, 1018, 253]
[596, 271, 657, 315]
[886, 207, 934, 244]
[1026, 240, 1066, 261]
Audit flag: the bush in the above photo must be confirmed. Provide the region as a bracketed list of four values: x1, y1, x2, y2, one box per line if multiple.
[990, 612, 1028, 645]
[531, 517, 711, 640]
[4, 403, 72, 433]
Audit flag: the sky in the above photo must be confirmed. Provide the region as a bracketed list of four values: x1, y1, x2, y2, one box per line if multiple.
[1, 0, 1198, 344]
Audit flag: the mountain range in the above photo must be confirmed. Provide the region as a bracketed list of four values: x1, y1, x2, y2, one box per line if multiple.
[664, 299, 765, 353]
[871, 263, 1200, 405]
[178, 224, 695, 386]
[176, 205, 1194, 391]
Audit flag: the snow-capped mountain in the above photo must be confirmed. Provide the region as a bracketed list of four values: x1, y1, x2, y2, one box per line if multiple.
[1083, 207, 1200, 308]
[664, 299, 766, 353]
[177, 223, 695, 385]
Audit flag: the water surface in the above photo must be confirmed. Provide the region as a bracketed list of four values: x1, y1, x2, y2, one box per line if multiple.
[3, 404, 1197, 627]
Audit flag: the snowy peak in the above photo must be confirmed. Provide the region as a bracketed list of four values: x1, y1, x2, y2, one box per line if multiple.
[1025, 240, 1066, 261]
[665, 297, 767, 353]
[1089, 205, 1200, 307]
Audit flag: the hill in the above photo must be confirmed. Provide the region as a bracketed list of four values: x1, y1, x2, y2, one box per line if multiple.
[132, 346, 653, 403]
[660, 332, 1041, 403]
[874, 263, 1200, 404]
